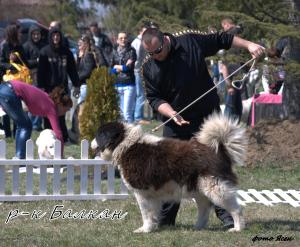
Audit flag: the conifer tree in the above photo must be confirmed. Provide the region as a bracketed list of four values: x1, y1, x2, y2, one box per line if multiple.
[79, 67, 120, 142]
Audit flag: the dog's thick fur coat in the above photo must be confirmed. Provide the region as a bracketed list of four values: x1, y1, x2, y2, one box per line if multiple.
[92, 113, 247, 233]
[36, 129, 57, 159]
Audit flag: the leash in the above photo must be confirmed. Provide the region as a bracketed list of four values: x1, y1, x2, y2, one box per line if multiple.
[151, 57, 257, 133]
[231, 59, 256, 90]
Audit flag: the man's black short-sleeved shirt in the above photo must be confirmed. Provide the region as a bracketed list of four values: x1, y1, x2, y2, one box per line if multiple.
[142, 31, 234, 136]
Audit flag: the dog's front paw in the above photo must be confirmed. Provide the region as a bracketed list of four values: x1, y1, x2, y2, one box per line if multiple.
[133, 226, 153, 233]
[228, 227, 241, 232]
[134, 227, 147, 233]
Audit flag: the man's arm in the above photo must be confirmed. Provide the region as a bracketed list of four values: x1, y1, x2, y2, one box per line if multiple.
[37, 52, 47, 89]
[157, 103, 190, 126]
[66, 49, 80, 87]
[232, 36, 265, 58]
[157, 102, 176, 118]
[142, 62, 189, 126]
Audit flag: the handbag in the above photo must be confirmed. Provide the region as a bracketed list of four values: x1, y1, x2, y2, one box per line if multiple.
[2, 52, 33, 84]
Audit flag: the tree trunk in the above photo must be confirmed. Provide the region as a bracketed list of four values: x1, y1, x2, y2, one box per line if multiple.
[282, 74, 300, 120]
[282, 37, 300, 120]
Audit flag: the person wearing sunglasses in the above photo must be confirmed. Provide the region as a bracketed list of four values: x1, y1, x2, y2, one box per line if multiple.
[110, 31, 137, 123]
[141, 27, 265, 228]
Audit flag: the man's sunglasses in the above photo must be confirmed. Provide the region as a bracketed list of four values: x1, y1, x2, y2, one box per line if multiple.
[148, 37, 164, 56]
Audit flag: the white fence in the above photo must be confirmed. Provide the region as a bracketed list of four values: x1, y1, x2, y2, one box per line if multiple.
[0, 139, 299, 207]
[0, 139, 128, 201]
[237, 189, 300, 207]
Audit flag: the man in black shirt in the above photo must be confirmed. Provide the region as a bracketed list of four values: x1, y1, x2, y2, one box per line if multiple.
[37, 28, 80, 142]
[142, 28, 264, 227]
[89, 22, 113, 63]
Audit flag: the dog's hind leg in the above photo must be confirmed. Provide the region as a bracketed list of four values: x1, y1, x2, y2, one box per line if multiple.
[194, 194, 212, 230]
[133, 191, 161, 233]
[199, 178, 245, 232]
[223, 195, 245, 232]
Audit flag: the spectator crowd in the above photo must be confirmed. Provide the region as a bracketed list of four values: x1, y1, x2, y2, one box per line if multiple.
[0, 18, 286, 158]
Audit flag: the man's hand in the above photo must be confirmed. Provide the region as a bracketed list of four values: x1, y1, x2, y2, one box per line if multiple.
[227, 87, 235, 95]
[72, 87, 80, 98]
[170, 111, 190, 126]
[9, 53, 18, 62]
[126, 59, 133, 66]
[113, 65, 123, 72]
[247, 42, 265, 59]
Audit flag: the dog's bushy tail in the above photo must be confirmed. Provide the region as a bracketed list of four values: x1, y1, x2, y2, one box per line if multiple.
[195, 113, 247, 166]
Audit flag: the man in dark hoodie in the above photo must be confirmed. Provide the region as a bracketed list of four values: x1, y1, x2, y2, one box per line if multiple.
[37, 27, 80, 142]
[23, 24, 46, 131]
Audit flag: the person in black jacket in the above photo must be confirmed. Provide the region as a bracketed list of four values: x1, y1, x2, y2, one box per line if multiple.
[23, 24, 46, 131]
[110, 31, 136, 123]
[23, 25, 46, 71]
[37, 27, 80, 142]
[0, 24, 28, 72]
[0, 23, 28, 138]
[141, 28, 265, 228]
[76, 35, 97, 104]
[68, 35, 96, 144]
[89, 22, 113, 63]
[49, 21, 70, 48]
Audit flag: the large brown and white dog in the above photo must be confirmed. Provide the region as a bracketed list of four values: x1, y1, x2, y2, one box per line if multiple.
[91, 113, 247, 233]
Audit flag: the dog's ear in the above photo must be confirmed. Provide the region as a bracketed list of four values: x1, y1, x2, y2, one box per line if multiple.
[95, 122, 125, 151]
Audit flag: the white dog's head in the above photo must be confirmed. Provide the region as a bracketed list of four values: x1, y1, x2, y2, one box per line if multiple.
[36, 129, 57, 159]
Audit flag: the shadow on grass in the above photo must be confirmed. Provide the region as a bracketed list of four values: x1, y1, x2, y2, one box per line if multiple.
[154, 219, 300, 233]
[247, 219, 300, 231]
[156, 223, 229, 232]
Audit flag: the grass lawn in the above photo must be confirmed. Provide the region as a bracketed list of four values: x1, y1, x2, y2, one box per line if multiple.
[0, 121, 299, 247]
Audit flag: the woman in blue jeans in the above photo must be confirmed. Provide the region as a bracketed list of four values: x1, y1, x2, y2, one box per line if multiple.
[0, 80, 72, 159]
[0, 82, 31, 159]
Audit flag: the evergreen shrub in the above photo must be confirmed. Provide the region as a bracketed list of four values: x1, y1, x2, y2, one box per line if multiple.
[79, 66, 120, 142]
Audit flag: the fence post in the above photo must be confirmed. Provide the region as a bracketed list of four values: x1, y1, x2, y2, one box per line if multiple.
[67, 157, 74, 195]
[94, 156, 101, 195]
[80, 140, 89, 195]
[12, 157, 19, 195]
[26, 140, 34, 195]
[107, 165, 115, 195]
[0, 140, 6, 195]
[53, 140, 61, 195]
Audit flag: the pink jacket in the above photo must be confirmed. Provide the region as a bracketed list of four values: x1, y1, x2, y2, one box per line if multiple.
[10, 80, 64, 150]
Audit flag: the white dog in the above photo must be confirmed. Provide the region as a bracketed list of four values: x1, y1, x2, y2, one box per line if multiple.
[36, 129, 57, 159]
[91, 113, 247, 233]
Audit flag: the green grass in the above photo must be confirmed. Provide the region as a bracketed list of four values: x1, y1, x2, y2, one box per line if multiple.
[0, 200, 299, 247]
[0, 122, 299, 247]
[236, 161, 300, 190]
